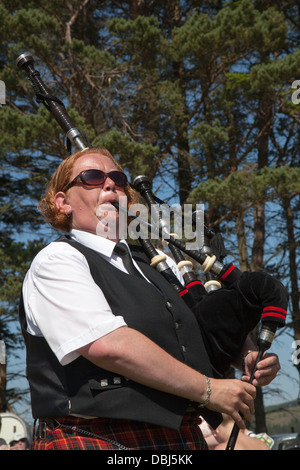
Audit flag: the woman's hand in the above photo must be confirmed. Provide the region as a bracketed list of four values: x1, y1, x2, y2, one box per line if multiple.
[242, 351, 280, 387]
[207, 378, 256, 428]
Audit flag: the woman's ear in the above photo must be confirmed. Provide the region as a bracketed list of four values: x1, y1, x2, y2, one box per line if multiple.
[55, 191, 72, 216]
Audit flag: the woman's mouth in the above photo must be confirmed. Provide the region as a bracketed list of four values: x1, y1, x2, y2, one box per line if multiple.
[96, 202, 118, 220]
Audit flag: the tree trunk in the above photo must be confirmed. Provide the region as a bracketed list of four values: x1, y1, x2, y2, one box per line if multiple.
[250, 91, 273, 433]
[0, 341, 7, 412]
[170, 1, 192, 205]
[282, 196, 300, 384]
[236, 212, 250, 272]
[254, 387, 267, 433]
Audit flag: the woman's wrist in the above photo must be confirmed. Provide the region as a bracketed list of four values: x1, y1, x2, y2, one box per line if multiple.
[199, 375, 212, 408]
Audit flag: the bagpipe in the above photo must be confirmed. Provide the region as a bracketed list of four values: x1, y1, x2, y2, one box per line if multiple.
[114, 176, 287, 374]
[17, 52, 289, 449]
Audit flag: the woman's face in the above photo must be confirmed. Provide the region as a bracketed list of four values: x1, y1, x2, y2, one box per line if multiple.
[55, 152, 127, 241]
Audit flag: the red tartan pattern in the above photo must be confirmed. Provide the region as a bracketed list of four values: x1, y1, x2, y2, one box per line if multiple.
[33, 413, 207, 450]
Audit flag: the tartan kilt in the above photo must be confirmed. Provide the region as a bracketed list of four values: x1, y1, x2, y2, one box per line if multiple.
[33, 413, 207, 450]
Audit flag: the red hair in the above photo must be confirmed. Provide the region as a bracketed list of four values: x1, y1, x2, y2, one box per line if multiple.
[38, 148, 139, 232]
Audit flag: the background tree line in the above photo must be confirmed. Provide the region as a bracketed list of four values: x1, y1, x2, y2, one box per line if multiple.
[0, 0, 299, 433]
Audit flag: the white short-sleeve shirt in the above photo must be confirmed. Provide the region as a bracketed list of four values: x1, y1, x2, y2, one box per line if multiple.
[22, 229, 183, 366]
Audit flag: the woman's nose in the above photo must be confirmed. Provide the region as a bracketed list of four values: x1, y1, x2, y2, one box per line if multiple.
[103, 174, 116, 190]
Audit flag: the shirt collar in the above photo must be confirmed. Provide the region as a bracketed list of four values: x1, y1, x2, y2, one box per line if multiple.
[70, 229, 128, 259]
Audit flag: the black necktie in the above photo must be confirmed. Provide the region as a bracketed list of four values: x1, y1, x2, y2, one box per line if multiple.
[114, 242, 144, 279]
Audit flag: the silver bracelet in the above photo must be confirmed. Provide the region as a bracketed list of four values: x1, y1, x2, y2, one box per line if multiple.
[199, 376, 211, 408]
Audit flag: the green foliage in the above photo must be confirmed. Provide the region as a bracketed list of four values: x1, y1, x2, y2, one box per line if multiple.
[189, 166, 300, 208]
[108, 15, 162, 60]
[93, 129, 159, 176]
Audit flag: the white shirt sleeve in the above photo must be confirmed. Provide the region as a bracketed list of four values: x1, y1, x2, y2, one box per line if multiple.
[22, 242, 127, 366]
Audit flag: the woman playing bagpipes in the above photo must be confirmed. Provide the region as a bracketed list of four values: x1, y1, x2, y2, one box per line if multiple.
[19, 148, 286, 450]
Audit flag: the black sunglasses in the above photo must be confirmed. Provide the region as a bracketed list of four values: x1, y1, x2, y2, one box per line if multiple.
[64, 169, 128, 192]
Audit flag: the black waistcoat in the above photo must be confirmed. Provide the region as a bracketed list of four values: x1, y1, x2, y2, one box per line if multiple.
[19, 236, 222, 430]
